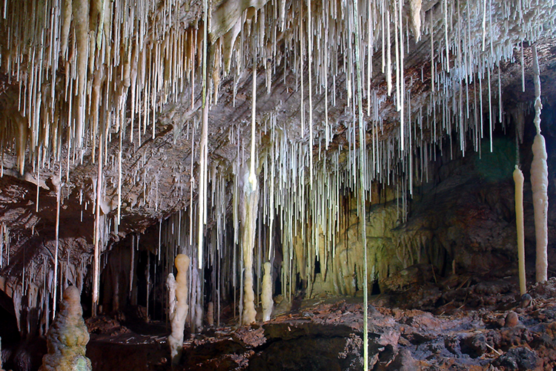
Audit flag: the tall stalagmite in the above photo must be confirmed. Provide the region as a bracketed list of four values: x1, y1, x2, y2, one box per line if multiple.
[514, 166, 526, 294]
[261, 261, 273, 321]
[168, 254, 190, 366]
[39, 286, 92, 371]
[241, 168, 259, 325]
[531, 45, 549, 283]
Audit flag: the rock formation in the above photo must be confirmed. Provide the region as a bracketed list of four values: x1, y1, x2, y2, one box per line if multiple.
[0, 0, 554, 369]
[207, 302, 214, 327]
[261, 262, 273, 322]
[168, 254, 190, 366]
[241, 168, 259, 325]
[39, 286, 92, 371]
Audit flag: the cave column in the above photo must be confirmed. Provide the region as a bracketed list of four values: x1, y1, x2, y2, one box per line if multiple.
[530, 45, 549, 283]
[241, 167, 259, 325]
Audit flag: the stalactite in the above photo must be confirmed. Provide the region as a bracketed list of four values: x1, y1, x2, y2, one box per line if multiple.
[352, 0, 369, 368]
[92, 134, 103, 316]
[198, 0, 210, 270]
[74, 0, 90, 150]
[410, 0, 422, 41]
[308, 0, 313, 185]
[249, 46, 258, 190]
[0, 0, 554, 347]
[52, 170, 62, 320]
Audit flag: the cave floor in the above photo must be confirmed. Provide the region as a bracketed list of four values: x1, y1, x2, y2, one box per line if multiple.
[81, 275, 556, 371]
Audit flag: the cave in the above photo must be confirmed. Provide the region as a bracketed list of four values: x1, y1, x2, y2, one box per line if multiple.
[0, 0, 556, 370]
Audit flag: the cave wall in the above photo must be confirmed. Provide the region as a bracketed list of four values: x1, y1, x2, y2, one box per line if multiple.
[95, 103, 556, 323]
[302, 104, 556, 299]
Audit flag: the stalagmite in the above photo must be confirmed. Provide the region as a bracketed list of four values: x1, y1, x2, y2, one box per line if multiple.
[168, 254, 190, 366]
[241, 167, 259, 325]
[39, 286, 92, 371]
[195, 299, 203, 330]
[207, 302, 214, 327]
[514, 166, 526, 295]
[530, 45, 548, 283]
[261, 261, 273, 321]
[167, 273, 176, 322]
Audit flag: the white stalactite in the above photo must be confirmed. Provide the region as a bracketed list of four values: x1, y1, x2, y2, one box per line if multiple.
[409, 0, 422, 41]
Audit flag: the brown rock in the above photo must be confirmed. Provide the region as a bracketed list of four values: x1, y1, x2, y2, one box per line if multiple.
[505, 311, 519, 327]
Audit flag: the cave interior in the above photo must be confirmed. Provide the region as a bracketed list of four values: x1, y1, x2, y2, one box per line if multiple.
[0, 0, 556, 370]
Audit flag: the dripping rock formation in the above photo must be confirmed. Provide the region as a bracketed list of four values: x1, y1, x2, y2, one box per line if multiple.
[0, 0, 555, 370]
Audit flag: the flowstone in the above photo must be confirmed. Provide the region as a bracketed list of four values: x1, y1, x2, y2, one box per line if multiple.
[39, 286, 92, 371]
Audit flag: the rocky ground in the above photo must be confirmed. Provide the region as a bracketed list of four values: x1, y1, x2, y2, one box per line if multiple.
[51, 274, 554, 371]
[3, 271, 555, 370]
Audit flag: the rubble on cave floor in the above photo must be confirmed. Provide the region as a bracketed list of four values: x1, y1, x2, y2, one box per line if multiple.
[81, 276, 556, 371]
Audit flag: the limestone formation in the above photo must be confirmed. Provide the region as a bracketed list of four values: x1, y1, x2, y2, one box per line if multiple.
[241, 168, 259, 325]
[168, 254, 190, 366]
[0, 1, 555, 368]
[207, 302, 214, 327]
[39, 286, 92, 371]
[261, 262, 273, 322]
[531, 46, 549, 283]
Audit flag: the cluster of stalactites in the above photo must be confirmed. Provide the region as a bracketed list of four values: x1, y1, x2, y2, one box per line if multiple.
[0, 0, 553, 179]
[2, 0, 554, 334]
[0, 1, 552, 257]
[3, 236, 89, 340]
